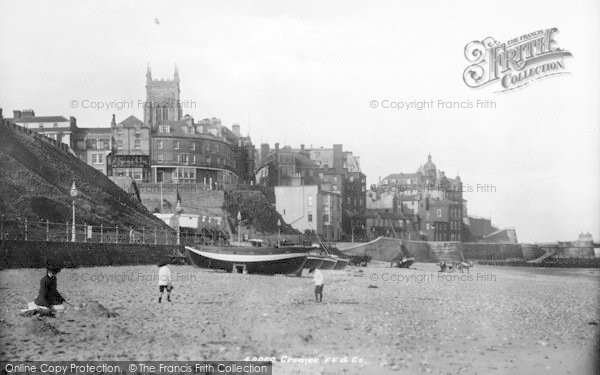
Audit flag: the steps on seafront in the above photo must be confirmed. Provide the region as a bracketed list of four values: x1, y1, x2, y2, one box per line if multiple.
[527, 249, 556, 264]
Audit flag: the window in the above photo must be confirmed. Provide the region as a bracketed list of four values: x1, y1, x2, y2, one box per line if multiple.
[181, 154, 188, 164]
[191, 142, 196, 150]
[53, 123, 57, 128]
[308, 196, 313, 206]
[323, 214, 329, 224]
[157, 153, 163, 162]
[192, 155, 196, 164]
[134, 139, 141, 149]
[174, 140, 180, 149]
[157, 140, 163, 149]
[308, 214, 313, 222]
[437, 209, 442, 218]
[92, 154, 103, 164]
[159, 125, 170, 133]
[117, 140, 123, 149]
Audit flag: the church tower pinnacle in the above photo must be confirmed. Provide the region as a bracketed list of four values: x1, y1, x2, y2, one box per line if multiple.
[146, 63, 152, 83]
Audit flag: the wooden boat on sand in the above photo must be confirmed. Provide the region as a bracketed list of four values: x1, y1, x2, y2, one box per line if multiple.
[185, 244, 308, 275]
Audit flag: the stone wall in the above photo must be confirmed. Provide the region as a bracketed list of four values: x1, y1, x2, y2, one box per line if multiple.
[137, 183, 225, 215]
[0, 240, 182, 269]
[460, 243, 522, 260]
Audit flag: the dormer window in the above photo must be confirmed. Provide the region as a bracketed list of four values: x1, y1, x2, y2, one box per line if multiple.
[159, 125, 170, 133]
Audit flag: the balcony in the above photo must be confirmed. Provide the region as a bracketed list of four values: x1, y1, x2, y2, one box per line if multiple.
[150, 158, 236, 172]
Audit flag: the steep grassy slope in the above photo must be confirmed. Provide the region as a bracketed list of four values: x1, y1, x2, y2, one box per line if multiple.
[0, 121, 170, 230]
[223, 190, 297, 234]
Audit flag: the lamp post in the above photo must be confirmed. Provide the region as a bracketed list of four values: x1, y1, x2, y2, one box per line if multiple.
[237, 211, 242, 244]
[277, 218, 281, 246]
[70, 181, 78, 242]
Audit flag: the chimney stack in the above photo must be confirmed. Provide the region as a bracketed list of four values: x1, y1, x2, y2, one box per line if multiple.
[21, 109, 35, 118]
[13, 110, 22, 119]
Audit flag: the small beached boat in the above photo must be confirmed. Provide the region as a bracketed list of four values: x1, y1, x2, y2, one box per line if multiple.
[185, 243, 308, 275]
[391, 255, 415, 268]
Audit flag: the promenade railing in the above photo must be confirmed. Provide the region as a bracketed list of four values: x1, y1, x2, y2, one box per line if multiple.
[0, 216, 188, 245]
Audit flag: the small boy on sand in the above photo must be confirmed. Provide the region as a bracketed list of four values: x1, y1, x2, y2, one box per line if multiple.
[309, 268, 324, 302]
[157, 261, 174, 303]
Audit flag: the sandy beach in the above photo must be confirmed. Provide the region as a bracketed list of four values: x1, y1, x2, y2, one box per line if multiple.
[0, 263, 598, 375]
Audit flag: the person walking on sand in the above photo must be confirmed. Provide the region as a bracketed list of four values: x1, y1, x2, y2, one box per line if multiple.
[157, 261, 174, 303]
[31, 264, 66, 311]
[310, 268, 324, 302]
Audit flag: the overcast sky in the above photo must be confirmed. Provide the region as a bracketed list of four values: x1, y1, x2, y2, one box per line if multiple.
[1, 0, 598, 243]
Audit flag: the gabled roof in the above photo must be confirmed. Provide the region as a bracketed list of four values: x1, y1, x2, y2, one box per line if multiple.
[14, 116, 69, 123]
[117, 115, 147, 128]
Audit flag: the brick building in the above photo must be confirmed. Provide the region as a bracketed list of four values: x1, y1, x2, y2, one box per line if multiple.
[274, 185, 343, 241]
[144, 66, 255, 186]
[377, 154, 464, 241]
[11, 110, 77, 151]
[256, 143, 366, 238]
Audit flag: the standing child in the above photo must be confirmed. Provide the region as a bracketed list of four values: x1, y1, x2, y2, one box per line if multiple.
[310, 268, 324, 302]
[157, 261, 174, 303]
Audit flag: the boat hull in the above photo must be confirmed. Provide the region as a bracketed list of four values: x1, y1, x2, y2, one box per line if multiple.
[318, 258, 337, 269]
[333, 258, 350, 270]
[185, 246, 308, 275]
[303, 256, 325, 270]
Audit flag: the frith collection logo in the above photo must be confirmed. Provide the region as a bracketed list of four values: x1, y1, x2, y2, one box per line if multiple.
[463, 28, 572, 92]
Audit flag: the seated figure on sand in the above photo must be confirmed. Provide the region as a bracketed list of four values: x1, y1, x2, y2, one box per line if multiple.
[21, 264, 66, 315]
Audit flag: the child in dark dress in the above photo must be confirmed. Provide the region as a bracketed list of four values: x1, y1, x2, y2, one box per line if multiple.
[32, 265, 66, 310]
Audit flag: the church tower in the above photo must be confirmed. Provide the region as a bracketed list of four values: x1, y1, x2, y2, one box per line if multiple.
[144, 64, 182, 128]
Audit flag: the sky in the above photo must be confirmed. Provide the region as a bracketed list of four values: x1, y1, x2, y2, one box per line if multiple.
[0, 0, 598, 243]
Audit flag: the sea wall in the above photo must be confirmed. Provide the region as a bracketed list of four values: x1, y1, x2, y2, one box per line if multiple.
[0, 240, 183, 269]
[340, 237, 522, 263]
[460, 243, 523, 261]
